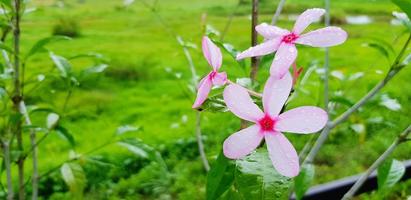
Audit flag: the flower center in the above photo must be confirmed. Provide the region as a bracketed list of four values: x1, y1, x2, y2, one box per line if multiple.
[258, 115, 276, 131]
[282, 33, 299, 44]
[209, 71, 217, 80]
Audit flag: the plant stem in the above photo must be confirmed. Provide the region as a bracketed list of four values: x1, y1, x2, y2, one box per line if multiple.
[304, 33, 411, 165]
[342, 125, 411, 200]
[2, 140, 13, 200]
[18, 101, 38, 200]
[249, 0, 259, 81]
[271, 0, 286, 25]
[220, 0, 241, 41]
[196, 112, 210, 171]
[177, 36, 210, 171]
[62, 89, 72, 113]
[11, 0, 25, 199]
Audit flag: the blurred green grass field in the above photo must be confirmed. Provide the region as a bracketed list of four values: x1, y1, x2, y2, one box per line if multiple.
[12, 0, 411, 199]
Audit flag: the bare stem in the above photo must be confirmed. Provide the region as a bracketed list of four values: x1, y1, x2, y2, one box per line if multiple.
[18, 101, 38, 200]
[304, 33, 411, 165]
[342, 125, 411, 200]
[323, 0, 330, 113]
[249, 0, 259, 81]
[11, 0, 25, 199]
[271, 0, 287, 25]
[2, 141, 13, 200]
[177, 36, 210, 171]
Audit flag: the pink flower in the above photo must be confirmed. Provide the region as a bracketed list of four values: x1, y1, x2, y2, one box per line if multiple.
[222, 73, 327, 177]
[236, 8, 347, 78]
[192, 37, 227, 108]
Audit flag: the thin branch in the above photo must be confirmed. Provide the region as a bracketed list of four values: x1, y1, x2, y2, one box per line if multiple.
[342, 125, 411, 200]
[323, 0, 330, 113]
[304, 33, 411, 165]
[249, 0, 259, 81]
[2, 141, 13, 200]
[271, 0, 287, 25]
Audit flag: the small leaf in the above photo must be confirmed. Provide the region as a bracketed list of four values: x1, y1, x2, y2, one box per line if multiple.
[118, 140, 149, 158]
[206, 152, 235, 200]
[392, 11, 411, 31]
[235, 150, 292, 200]
[401, 53, 411, 65]
[331, 70, 345, 80]
[55, 125, 75, 147]
[0, 42, 13, 53]
[116, 125, 140, 135]
[81, 64, 108, 76]
[61, 163, 87, 197]
[380, 94, 401, 111]
[378, 159, 405, 190]
[392, 0, 411, 20]
[46, 113, 59, 129]
[294, 164, 315, 200]
[25, 36, 71, 61]
[363, 42, 391, 60]
[50, 52, 71, 78]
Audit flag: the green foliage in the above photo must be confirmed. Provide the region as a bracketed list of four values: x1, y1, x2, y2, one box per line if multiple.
[294, 164, 315, 200]
[234, 150, 292, 200]
[52, 17, 81, 37]
[24, 36, 71, 61]
[377, 159, 405, 190]
[392, 0, 411, 19]
[60, 162, 87, 198]
[206, 152, 235, 200]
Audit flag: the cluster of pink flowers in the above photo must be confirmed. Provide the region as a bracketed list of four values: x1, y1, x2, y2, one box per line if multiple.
[192, 8, 347, 177]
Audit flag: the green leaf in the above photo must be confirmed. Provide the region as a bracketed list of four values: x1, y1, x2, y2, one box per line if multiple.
[206, 152, 235, 200]
[0, 42, 13, 53]
[117, 140, 149, 158]
[392, 0, 411, 19]
[116, 125, 140, 135]
[60, 163, 87, 198]
[81, 64, 108, 77]
[196, 94, 226, 113]
[211, 39, 246, 68]
[363, 42, 392, 60]
[234, 150, 292, 200]
[25, 36, 71, 61]
[294, 164, 315, 200]
[50, 52, 72, 78]
[377, 159, 405, 190]
[55, 125, 75, 147]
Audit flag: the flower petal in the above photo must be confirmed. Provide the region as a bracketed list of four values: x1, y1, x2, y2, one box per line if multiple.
[223, 84, 264, 122]
[192, 76, 212, 108]
[270, 43, 297, 78]
[296, 27, 347, 47]
[292, 8, 325, 34]
[202, 36, 222, 70]
[265, 132, 299, 177]
[223, 125, 263, 159]
[262, 72, 293, 117]
[236, 38, 282, 60]
[256, 23, 289, 39]
[212, 72, 227, 86]
[276, 106, 328, 134]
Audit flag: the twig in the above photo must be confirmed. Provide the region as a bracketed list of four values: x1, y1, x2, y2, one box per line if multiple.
[220, 0, 241, 41]
[304, 33, 411, 165]
[2, 141, 13, 200]
[342, 125, 411, 200]
[249, 0, 259, 81]
[271, 0, 287, 25]
[323, 0, 330, 113]
[177, 36, 210, 171]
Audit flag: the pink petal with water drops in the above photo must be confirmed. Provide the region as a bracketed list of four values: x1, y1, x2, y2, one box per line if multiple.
[262, 72, 292, 117]
[202, 36, 222, 70]
[236, 38, 282, 60]
[212, 72, 227, 86]
[292, 8, 325, 34]
[276, 106, 328, 134]
[223, 84, 264, 122]
[223, 125, 263, 159]
[265, 132, 299, 177]
[270, 43, 297, 78]
[192, 76, 213, 108]
[296, 27, 348, 47]
[255, 23, 289, 39]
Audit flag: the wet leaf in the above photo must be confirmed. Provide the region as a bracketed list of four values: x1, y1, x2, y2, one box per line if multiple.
[206, 152, 235, 200]
[378, 159, 405, 189]
[392, 0, 411, 20]
[61, 163, 87, 198]
[294, 164, 315, 200]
